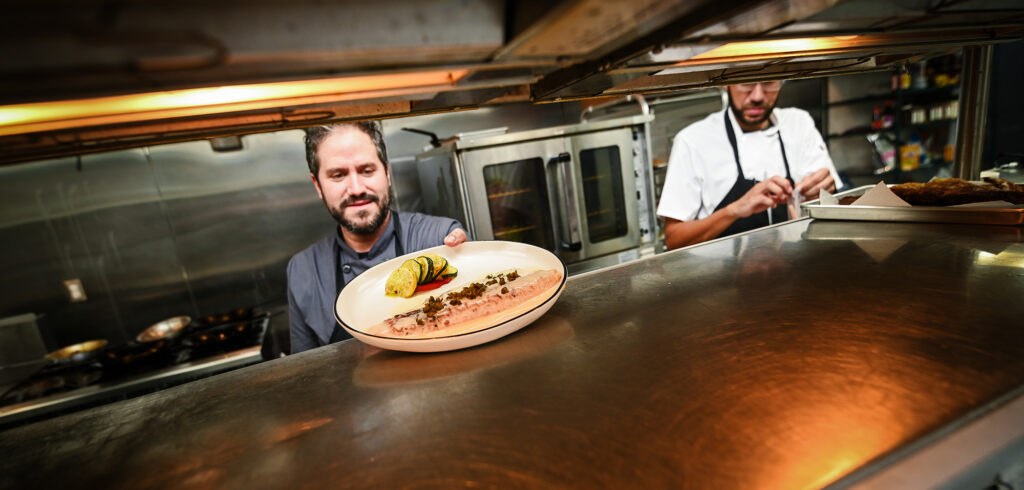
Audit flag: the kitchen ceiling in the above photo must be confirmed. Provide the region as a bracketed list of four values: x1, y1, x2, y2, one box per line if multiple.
[2, 0, 1023, 165]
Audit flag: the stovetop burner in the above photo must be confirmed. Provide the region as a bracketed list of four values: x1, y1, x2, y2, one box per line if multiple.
[0, 362, 104, 405]
[1, 307, 270, 409]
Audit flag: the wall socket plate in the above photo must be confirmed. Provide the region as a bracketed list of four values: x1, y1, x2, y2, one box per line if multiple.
[63, 279, 87, 303]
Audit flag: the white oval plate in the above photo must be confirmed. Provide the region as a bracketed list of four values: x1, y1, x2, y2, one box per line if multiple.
[335, 241, 567, 353]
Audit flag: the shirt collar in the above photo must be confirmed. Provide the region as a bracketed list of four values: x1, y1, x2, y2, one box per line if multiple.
[725, 107, 779, 137]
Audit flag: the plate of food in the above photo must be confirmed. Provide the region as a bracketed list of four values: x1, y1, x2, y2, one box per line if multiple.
[335, 240, 567, 352]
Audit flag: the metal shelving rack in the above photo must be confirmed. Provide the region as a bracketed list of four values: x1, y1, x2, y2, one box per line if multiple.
[824, 53, 963, 185]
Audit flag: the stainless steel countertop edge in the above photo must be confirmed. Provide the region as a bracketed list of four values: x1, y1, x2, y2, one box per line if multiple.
[830, 383, 1024, 489]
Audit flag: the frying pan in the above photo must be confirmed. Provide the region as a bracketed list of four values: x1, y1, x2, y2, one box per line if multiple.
[44, 339, 109, 363]
[136, 316, 191, 343]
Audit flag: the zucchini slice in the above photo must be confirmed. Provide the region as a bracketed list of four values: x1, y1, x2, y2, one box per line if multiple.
[423, 254, 447, 282]
[415, 256, 433, 284]
[439, 263, 458, 279]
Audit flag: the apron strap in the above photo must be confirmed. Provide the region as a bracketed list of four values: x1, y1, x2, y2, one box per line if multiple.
[392, 211, 404, 257]
[778, 130, 794, 182]
[723, 114, 746, 180]
[724, 111, 793, 183]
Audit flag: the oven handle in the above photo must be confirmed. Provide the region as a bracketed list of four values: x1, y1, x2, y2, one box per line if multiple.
[550, 152, 582, 252]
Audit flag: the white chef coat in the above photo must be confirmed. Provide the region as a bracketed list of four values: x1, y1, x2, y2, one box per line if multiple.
[657, 107, 842, 222]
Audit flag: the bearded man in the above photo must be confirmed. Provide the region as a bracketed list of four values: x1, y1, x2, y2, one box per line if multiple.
[287, 121, 467, 353]
[657, 81, 843, 249]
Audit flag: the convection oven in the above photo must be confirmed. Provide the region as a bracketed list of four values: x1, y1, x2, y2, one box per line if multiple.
[412, 114, 657, 273]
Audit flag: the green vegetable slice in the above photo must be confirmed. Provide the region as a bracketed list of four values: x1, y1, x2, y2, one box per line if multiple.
[440, 263, 458, 279]
[415, 256, 433, 284]
[422, 254, 447, 282]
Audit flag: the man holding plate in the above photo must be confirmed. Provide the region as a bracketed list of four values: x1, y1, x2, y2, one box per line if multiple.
[287, 121, 468, 354]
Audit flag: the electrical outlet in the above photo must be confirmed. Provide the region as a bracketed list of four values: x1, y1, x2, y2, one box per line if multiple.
[63, 279, 87, 303]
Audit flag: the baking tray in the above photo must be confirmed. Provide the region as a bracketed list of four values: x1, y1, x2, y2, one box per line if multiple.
[803, 185, 1024, 226]
[802, 219, 1023, 245]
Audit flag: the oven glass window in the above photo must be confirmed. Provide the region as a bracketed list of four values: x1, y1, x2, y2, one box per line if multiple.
[579, 146, 627, 242]
[483, 158, 554, 250]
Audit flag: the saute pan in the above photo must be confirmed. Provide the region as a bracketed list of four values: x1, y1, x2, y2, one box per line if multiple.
[45, 339, 109, 364]
[135, 316, 191, 343]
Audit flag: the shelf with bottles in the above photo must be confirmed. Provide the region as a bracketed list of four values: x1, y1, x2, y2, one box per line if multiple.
[828, 85, 959, 108]
[827, 109, 958, 139]
[826, 52, 962, 137]
[825, 52, 962, 184]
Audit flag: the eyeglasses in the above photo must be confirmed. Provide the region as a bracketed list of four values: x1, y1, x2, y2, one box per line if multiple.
[733, 81, 784, 93]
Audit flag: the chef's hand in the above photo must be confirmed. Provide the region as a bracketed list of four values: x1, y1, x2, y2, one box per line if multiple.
[443, 228, 468, 247]
[797, 168, 836, 200]
[726, 176, 792, 219]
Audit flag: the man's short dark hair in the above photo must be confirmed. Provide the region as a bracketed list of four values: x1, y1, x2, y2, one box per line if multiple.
[304, 121, 389, 179]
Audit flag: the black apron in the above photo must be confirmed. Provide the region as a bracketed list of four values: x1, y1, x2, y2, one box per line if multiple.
[328, 211, 404, 343]
[714, 115, 794, 238]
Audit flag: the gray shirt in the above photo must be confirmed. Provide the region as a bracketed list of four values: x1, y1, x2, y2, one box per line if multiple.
[287, 210, 463, 354]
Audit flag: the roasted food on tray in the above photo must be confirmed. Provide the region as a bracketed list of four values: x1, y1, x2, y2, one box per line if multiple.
[384, 253, 458, 298]
[889, 177, 1024, 206]
[372, 268, 562, 338]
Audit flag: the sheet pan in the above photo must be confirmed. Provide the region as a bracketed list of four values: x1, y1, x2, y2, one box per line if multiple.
[802, 185, 1024, 226]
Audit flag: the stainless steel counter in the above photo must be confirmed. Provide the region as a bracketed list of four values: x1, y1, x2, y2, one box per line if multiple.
[2, 218, 1024, 489]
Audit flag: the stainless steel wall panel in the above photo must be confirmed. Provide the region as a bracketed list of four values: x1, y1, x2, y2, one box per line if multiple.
[0, 132, 327, 350]
[0, 150, 190, 348]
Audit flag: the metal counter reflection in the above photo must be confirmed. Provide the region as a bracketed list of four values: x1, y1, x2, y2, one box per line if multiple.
[352, 316, 574, 387]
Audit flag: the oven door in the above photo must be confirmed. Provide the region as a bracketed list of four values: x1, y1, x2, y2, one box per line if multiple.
[566, 127, 641, 259]
[460, 139, 562, 253]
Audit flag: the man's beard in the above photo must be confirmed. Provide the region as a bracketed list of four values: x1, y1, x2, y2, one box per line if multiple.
[326, 190, 391, 235]
[728, 92, 777, 129]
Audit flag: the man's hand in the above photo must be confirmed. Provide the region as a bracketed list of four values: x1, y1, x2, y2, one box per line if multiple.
[443, 228, 468, 247]
[725, 176, 792, 219]
[796, 168, 835, 200]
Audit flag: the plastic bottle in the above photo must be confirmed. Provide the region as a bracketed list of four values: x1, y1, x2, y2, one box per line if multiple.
[900, 133, 922, 171]
[912, 61, 928, 89]
[881, 101, 895, 129]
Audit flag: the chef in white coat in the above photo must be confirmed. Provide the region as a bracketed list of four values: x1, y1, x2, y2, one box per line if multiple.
[657, 81, 842, 250]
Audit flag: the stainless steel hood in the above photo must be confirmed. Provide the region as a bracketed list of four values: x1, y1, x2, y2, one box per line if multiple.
[2, 0, 1023, 165]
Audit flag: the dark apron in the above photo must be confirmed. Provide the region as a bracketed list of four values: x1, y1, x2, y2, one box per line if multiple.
[714, 115, 794, 238]
[328, 211, 404, 343]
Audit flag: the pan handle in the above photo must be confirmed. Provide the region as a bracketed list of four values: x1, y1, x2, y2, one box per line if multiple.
[401, 127, 441, 148]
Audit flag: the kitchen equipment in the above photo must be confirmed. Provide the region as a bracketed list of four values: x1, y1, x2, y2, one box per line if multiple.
[44, 340, 108, 364]
[186, 311, 269, 355]
[136, 316, 191, 343]
[102, 338, 190, 371]
[412, 113, 657, 273]
[197, 307, 252, 328]
[1, 305, 270, 427]
[1, 362, 104, 405]
[0, 314, 48, 388]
